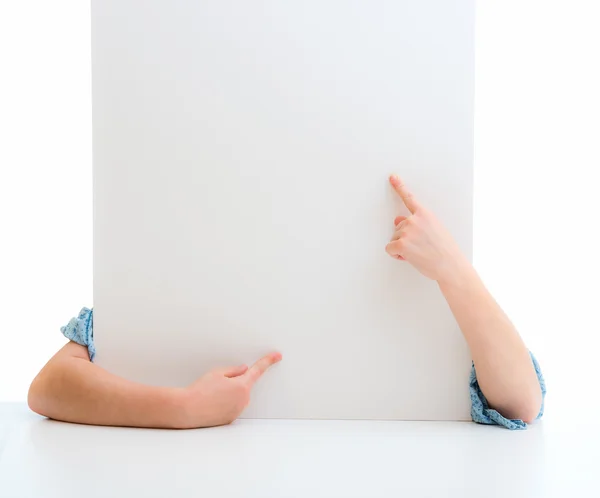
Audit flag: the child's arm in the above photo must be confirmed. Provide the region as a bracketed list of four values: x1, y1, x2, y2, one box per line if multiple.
[437, 265, 542, 423]
[28, 341, 281, 429]
[386, 175, 542, 423]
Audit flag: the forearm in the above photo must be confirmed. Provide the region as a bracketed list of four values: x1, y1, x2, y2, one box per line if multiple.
[438, 262, 542, 422]
[28, 343, 185, 428]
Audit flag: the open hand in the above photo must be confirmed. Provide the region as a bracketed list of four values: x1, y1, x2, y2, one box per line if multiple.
[385, 175, 469, 283]
[179, 352, 282, 428]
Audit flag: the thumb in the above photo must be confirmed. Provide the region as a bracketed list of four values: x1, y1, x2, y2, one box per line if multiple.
[219, 364, 249, 378]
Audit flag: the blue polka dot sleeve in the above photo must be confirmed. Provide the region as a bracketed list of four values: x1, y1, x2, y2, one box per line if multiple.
[470, 352, 546, 430]
[60, 307, 96, 361]
[59, 307, 546, 428]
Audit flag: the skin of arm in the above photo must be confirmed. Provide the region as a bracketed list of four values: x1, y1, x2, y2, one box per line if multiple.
[28, 342, 281, 429]
[386, 175, 542, 423]
[30, 174, 539, 426]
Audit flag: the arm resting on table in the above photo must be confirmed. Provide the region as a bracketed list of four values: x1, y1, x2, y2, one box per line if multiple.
[28, 342, 186, 428]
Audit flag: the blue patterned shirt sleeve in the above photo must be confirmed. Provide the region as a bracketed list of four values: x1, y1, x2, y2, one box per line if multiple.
[60, 307, 96, 361]
[58, 306, 546, 427]
[470, 351, 546, 430]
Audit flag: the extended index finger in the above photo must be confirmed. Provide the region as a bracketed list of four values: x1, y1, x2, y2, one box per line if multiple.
[389, 175, 419, 213]
[243, 352, 282, 387]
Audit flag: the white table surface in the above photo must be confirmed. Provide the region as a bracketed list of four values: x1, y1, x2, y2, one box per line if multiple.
[0, 403, 597, 498]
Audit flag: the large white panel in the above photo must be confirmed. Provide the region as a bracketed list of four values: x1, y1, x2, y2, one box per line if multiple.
[92, 0, 474, 419]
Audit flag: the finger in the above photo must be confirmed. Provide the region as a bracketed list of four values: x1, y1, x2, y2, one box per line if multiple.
[220, 365, 248, 378]
[243, 352, 282, 387]
[389, 175, 419, 214]
[391, 217, 409, 240]
[394, 216, 407, 227]
[385, 239, 404, 258]
[390, 229, 404, 241]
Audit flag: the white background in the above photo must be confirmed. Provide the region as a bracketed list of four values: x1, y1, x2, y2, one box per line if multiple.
[1, 1, 598, 419]
[91, 0, 474, 421]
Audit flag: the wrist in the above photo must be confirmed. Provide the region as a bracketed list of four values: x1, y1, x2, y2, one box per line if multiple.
[436, 257, 479, 291]
[164, 387, 193, 429]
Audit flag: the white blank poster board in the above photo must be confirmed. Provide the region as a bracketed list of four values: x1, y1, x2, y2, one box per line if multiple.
[93, 0, 474, 420]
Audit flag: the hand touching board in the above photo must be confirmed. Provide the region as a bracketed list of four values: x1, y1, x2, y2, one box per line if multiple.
[386, 175, 470, 284]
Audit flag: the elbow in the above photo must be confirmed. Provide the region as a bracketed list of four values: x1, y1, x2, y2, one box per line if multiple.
[487, 382, 542, 424]
[27, 376, 47, 417]
[495, 404, 539, 425]
[522, 401, 542, 424]
[27, 364, 59, 418]
[27, 343, 86, 418]
[507, 390, 543, 424]
[516, 407, 539, 425]
[520, 385, 543, 424]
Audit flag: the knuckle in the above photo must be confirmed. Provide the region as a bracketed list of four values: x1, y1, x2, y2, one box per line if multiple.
[238, 391, 251, 408]
[238, 382, 251, 397]
[387, 240, 403, 255]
